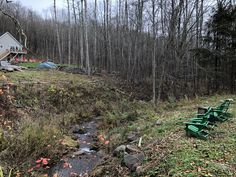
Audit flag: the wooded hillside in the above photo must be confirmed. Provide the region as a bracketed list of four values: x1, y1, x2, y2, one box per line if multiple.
[0, 0, 235, 101]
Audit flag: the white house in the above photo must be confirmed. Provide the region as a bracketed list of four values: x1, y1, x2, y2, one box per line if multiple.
[0, 32, 27, 61]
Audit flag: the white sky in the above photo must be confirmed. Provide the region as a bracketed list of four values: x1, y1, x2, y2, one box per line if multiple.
[16, 0, 65, 13]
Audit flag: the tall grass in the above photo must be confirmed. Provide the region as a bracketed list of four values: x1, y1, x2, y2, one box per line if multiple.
[0, 167, 12, 177]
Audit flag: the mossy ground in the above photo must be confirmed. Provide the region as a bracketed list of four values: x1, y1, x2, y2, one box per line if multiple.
[0, 70, 235, 177]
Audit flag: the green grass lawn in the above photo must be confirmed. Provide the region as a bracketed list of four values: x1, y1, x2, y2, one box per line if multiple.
[136, 95, 236, 176]
[18, 62, 40, 68]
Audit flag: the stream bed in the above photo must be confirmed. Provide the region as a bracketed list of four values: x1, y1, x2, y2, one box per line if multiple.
[49, 120, 102, 177]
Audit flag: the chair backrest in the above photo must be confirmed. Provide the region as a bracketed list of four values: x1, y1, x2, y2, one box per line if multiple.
[217, 100, 231, 112]
[201, 107, 213, 122]
[205, 107, 213, 116]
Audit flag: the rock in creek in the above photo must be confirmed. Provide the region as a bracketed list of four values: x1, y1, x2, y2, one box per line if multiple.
[73, 150, 86, 156]
[72, 125, 87, 134]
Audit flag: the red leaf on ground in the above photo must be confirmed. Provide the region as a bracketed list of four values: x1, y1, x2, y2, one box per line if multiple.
[35, 164, 41, 168]
[104, 140, 110, 145]
[27, 167, 34, 173]
[42, 158, 50, 165]
[36, 158, 42, 163]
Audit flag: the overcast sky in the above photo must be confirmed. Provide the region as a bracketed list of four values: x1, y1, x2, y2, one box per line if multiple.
[17, 0, 65, 13]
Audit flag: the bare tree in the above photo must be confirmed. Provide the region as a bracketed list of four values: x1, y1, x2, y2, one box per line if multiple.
[0, 0, 27, 48]
[53, 0, 62, 63]
[94, 0, 97, 67]
[84, 0, 90, 75]
[150, 0, 158, 104]
[1, 0, 232, 98]
[79, 0, 84, 69]
[66, 0, 71, 65]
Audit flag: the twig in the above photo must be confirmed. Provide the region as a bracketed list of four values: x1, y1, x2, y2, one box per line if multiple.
[138, 137, 142, 147]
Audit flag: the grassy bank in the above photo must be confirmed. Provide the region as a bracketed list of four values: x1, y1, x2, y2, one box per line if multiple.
[94, 95, 236, 177]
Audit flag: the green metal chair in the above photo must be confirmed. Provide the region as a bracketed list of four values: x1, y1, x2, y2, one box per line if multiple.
[186, 125, 209, 140]
[185, 107, 214, 129]
[210, 99, 234, 122]
[184, 99, 234, 139]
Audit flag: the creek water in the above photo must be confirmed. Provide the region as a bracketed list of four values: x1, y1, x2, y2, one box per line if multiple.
[49, 121, 102, 177]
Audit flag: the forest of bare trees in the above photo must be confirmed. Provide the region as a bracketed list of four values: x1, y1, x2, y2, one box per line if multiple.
[0, 0, 235, 101]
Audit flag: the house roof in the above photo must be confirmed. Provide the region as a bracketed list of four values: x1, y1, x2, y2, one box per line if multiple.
[0, 32, 23, 47]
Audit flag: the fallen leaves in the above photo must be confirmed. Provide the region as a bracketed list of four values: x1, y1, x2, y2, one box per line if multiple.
[42, 158, 49, 165]
[36, 164, 41, 169]
[36, 157, 50, 165]
[104, 140, 110, 145]
[27, 157, 51, 174]
[27, 168, 34, 173]
[36, 159, 42, 163]
[98, 135, 110, 145]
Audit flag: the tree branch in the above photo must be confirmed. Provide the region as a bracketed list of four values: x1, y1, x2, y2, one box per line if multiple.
[0, 3, 27, 48]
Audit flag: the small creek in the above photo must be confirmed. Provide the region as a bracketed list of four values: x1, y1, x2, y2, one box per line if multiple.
[49, 120, 102, 177]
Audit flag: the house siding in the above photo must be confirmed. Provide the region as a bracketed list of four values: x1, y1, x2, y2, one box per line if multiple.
[0, 33, 23, 54]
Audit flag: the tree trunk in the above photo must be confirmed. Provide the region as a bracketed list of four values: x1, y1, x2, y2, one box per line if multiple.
[84, 0, 90, 75]
[151, 0, 157, 104]
[79, 0, 84, 68]
[53, 0, 62, 63]
[67, 0, 71, 65]
[94, 0, 97, 68]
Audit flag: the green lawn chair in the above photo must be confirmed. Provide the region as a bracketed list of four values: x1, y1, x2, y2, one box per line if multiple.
[184, 107, 215, 129]
[185, 120, 212, 130]
[196, 99, 233, 122]
[210, 99, 234, 122]
[193, 107, 213, 121]
[197, 106, 209, 116]
[185, 125, 209, 139]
